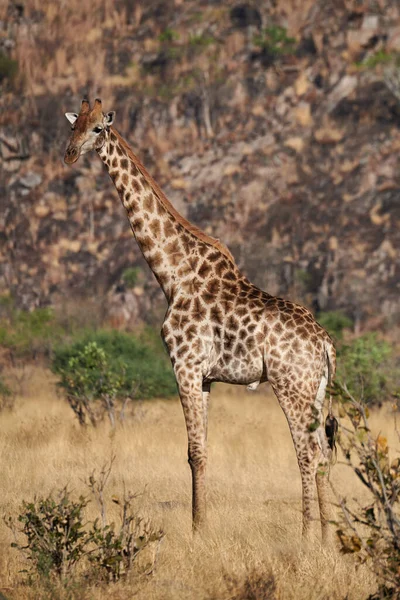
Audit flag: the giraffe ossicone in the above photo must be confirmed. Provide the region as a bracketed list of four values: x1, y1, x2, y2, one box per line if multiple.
[64, 98, 338, 540]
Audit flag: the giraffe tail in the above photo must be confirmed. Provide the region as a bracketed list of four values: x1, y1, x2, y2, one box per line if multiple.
[324, 339, 338, 457]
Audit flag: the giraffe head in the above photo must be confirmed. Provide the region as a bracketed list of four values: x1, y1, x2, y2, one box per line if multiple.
[64, 98, 115, 164]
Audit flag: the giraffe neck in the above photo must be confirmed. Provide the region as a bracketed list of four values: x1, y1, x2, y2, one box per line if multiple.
[97, 128, 236, 301]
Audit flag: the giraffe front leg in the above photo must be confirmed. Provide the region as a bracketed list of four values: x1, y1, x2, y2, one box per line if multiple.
[175, 366, 208, 530]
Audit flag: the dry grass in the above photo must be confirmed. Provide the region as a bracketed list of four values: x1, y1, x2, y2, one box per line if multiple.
[1, 368, 396, 599]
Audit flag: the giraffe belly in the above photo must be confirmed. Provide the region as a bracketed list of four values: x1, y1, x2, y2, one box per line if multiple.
[204, 352, 264, 386]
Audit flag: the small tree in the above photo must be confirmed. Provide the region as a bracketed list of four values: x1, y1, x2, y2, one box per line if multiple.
[55, 342, 127, 427]
[335, 383, 400, 599]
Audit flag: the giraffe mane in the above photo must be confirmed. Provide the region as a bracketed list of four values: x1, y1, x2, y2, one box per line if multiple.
[110, 127, 236, 264]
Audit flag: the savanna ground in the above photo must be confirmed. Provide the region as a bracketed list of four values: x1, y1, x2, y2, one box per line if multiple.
[1, 367, 397, 599]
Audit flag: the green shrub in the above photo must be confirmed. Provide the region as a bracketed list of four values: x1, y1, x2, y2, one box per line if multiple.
[121, 266, 141, 288]
[335, 386, 400, 599]
[253, 26, 296, 57]
[0, 303, 63, 358]
[317, 311, 353, 341]
[337, 334, 396, 406]
[9, 489, 91, 579]
[0, 374, 14, 411]
[189, 33, 215, 48]
[359, 49, 400, 69]
[52, 330, 177, 405]
[7, 464, 163, 585]
[0, 51, 18, 82]
[158, 28, 179, 43]
[54, 341, 126, 426]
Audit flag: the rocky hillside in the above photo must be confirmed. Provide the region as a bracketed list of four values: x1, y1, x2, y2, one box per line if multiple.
[0, 0, 399, 329]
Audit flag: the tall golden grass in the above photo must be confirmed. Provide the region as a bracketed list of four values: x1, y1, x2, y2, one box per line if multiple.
[1, 367, 397, 598]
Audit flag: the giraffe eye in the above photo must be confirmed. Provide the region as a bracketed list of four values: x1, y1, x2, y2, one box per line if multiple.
[93, 126, 103, 134]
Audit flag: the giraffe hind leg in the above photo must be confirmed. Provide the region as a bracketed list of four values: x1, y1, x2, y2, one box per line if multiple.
[271, 374, 333, 541]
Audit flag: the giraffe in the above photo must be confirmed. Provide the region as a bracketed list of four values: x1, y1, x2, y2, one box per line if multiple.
[64, 99, 338, 540]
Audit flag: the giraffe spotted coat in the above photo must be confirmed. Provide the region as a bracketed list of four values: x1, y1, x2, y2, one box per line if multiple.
[64, 99, 337, 540]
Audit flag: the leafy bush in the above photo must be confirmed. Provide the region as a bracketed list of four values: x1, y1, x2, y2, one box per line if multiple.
[158, 28, 179, 43]
[0, 374, 14, 411]
[335, 384, 400, 599]
[0, 51, 18, 82]
[337, 334, 396, 406]
[253, 26, 296, 57]
[54, 342, 126, 427]
[8, 490, 91, 579]
[7, 463, 163, 585]
[52, 330, 176, 407]
[0, 301, 63, 358]
[121, 266, 141, 289]
[317, 310, 353, 341]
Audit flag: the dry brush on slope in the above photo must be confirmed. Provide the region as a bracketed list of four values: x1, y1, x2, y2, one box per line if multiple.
[0, 0, 399, 329]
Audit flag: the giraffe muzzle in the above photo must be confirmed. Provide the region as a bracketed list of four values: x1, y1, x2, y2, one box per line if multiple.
[64, 145, 80, 164]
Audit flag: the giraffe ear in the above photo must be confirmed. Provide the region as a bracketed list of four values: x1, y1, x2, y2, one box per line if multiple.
[105, 111, 115, 126]
[65, 112, 78, 125]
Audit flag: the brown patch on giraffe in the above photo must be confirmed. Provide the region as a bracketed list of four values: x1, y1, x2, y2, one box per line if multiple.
[223, 270, 237, 281]
[215, 260, 229, 277]
[121, 173, 129, 186]
[139, 175, 149, 189]
[156, 271, 169, 288]
[149, 219, 161, 238]
[116, 144, 124, 157]
[256, 331, 264, 344]
[221, 300, 234, 314]
[112, 157, 118, 168]
[198, 261, 212, 279]
[175, 334, 184, 346]
[170, 312, 190, 330]
[120, 158, 129, 170]
[247, 336, 255, 350]
[131, 163, 139, 177]
[176, 344, 190, 358]
[181, 278, 202, 295]
[239, 329, 247, 341]
[210, 305, 223, 325]
[181, 234, 197, 254]
[225, 334, 235, 351]
[227, 314, 239, 331]
[206, 279, 220, 295]
[161, 323, 170, 337]
[164, 220, 176, 238]
[175, 297, 192, 311]
[201, 290, 215, 305]
[248, 323, 257, 334]
[297, 326, 309, 340]
[166, 239, 184, 266]
[207, 250, 221, 262]
[192, 339, 203, 355]
[185, 324, 197, 341]
[147, 251, 163, 269]
[143, 193, 155, 212]
[192, 297, 207, 322]
[236, 343, 246, 358]
[131, 179, 142, 193]
[140, 236, 155, 253]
